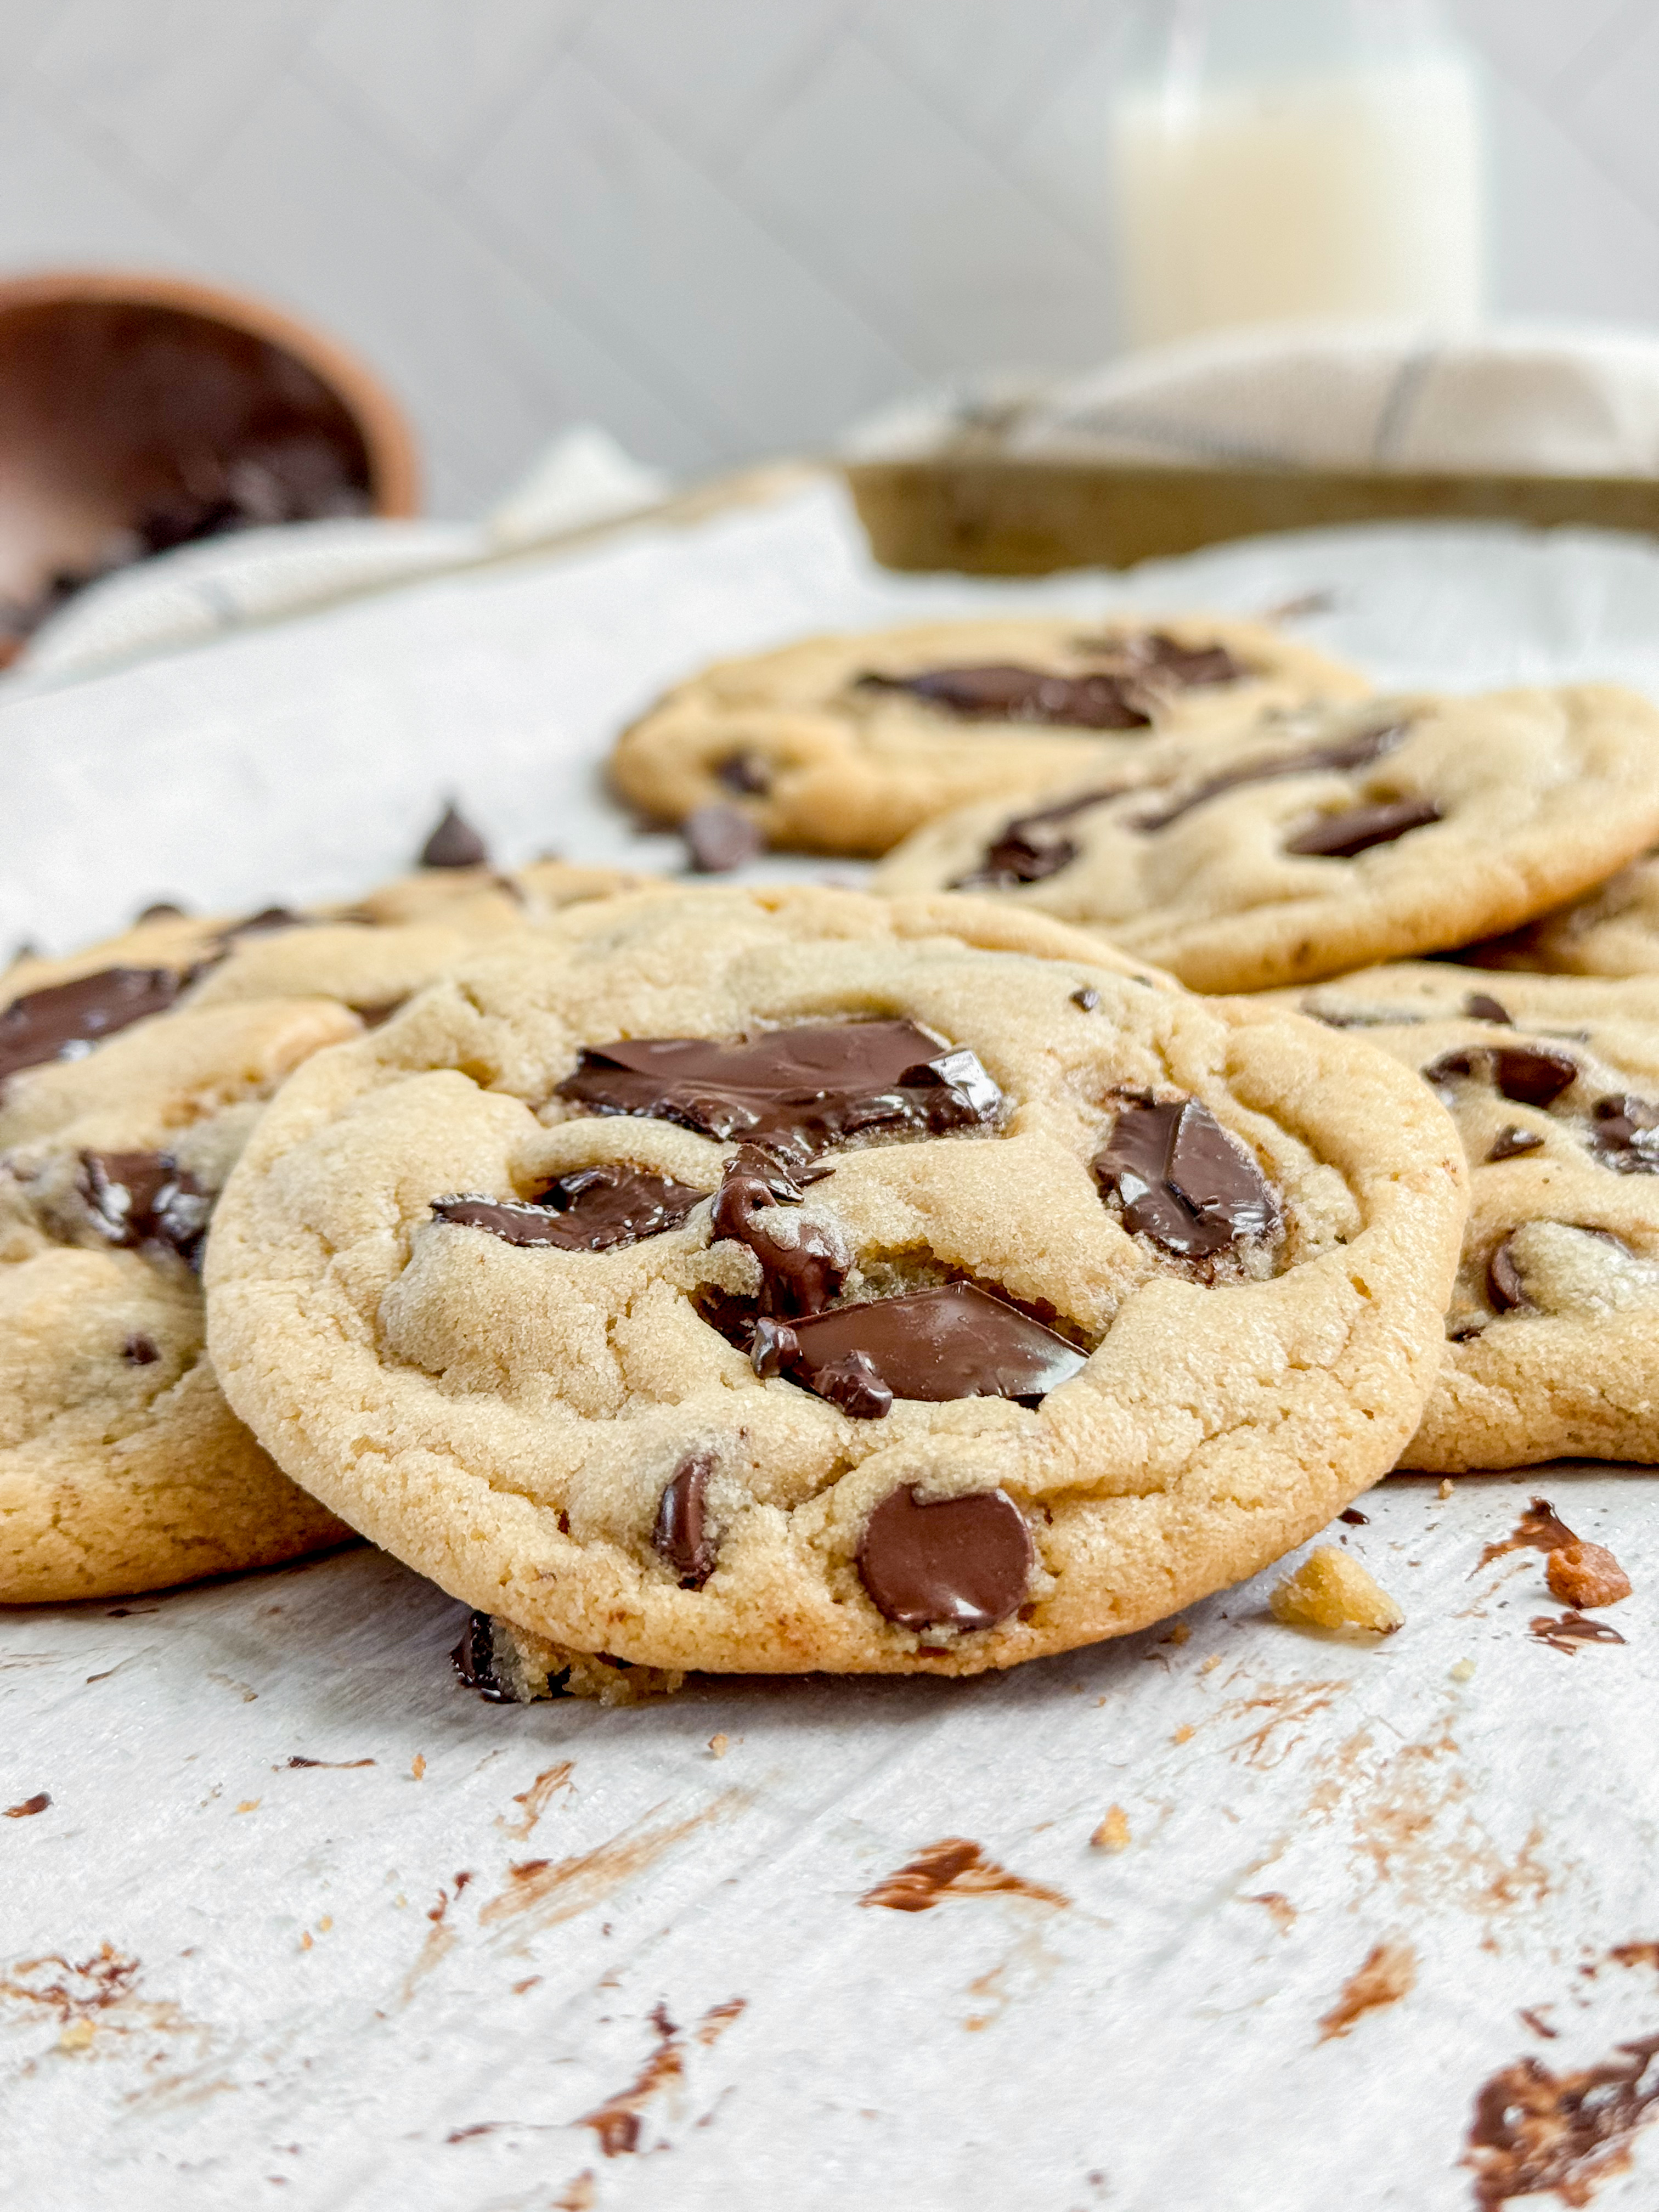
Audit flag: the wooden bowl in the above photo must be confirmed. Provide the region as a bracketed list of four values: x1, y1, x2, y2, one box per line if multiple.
[0, 268, 419, 634]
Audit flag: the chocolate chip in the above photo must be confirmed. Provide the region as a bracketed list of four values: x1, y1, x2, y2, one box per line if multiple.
[652, 1452, 719, 1587]
[1423, 1045, 1578, 1109]
[1071, 986, 1101, 1012]
[783, 1282, 1086, 1406]
[351, 998, 406, 1030]
[857, 664, 1152, 729]
[1284, 797, 1442, 858]
[556, 1020, 1002, 1162]
[710, 1148, 847, 1317]
[1590, 1093, 1659, 1174]
[857, 1486, 1034, 1634]
[950, 783, 1130, 891]
[749, 1316, 800, 1379]
[682, 803, 764, 874]
[79, 1151, 210, 1268]
[452, 1611, 511, 1701]
[1464, 992, 1513, 1025]
[715, 752, 771, 797]
[420, 802, 489, 870]
[1488, 1125, 1545, 1163]
[222, 906, 305, 940]
[136, 900, 187, 922]
[432, 1165, 705, 1253]
[1135, 723, 1408, 833]
[123, 1334, 159, 1365]
[1488, 1238, 1528, 1312]
[0, 967, 185, 1085]
[812, 1350, 893, 1420]
[1093, 1098, 1279, 1257]
[1339, 1508, 1369, 1525]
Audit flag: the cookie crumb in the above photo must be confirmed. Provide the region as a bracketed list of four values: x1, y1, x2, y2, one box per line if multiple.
[1438, 1478, 1454, 1500]
[1199, 1653, 1222, 1674]
[1090, 1806, 1130, 1852]
[1545, 1541, 1632, 1611]
[300, 1931, 313, 1952]
[1450, 1657, 1476, 1683]
[1171, 1724, 1195, 1745]
[58, 2019, 95, 2053]
[1163, 1621, 1191, 1646]
[3, 1791, 49, 1818]
[318, 1915, 332, 1933]
[234, 1799, 260, 1814]
[1270, 1547, 1404, 1634]
[410, 1753, 426, 1781]
[708, 1733, 730, 1759]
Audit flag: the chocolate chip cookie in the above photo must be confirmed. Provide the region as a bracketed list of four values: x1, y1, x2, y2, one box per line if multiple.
[1280, 963, 1659, 1469]
[206, 885, 1466, 1678]
[608, 615, 1370, 857]
[0, 859, 640, 1602]
[874, 686, 1659, 993]
[1463, 850, 1659, 978]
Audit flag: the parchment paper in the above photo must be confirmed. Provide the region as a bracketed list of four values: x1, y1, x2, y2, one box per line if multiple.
[6, 478, 1659, 2210]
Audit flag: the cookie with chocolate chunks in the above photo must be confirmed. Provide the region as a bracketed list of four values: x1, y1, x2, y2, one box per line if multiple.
[608, 613, 1368, 857]
[1266, 962, 1659, 1470]
[0, 856, 644, 1604]
[206, 884, 1465, 1680]
[876, 686, 1659, 992]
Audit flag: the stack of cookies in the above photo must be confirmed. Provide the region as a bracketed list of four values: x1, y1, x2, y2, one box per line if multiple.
[11, 608, 1659, 1700]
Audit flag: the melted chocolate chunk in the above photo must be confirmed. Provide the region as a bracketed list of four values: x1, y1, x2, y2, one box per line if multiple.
[1590, 1093, 1659, 1174]
[0, 966, 184, 1084]
[1529, 1610, 1628, 1654]
[1487, 1125, 1545, 1163]
[1423, 1045, 1579, 1109]
[951, 784, 1130, 892]
[857, 664, 1152, 730]
[774, 1282, 1086, 1409]
[1087, 631, 1246, 688]
[652, 1452, 718, 1587]
[556, 1020, 1001, 1162]
[420, 802, 489, 870]
[78, 1150, 210, 1268]
[432, 1165, 705, 1252]
[1464, 992, 1513, 1025]
[452, 1610, 511, 1701]
[1488, 1237, 1528, 1312]
[1134, 723, 1408, 834]
[1284, 797, 1442, 857]
[1093, 1098, 1279, 1257]
[857, 1485, 1034, 1634]
[714, 751, 771, 797]
[683, 803, 764, 874]
[710, 1147, 847, 1317]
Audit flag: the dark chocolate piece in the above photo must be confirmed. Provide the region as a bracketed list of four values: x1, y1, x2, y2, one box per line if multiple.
[1487, 1125, 1545, 1163]
[683, 803, 764, 874]
[856, 1485, 1033, 1633]
[652, 1452, 718, 1587]
[1134, 723, 1408, 833]
[781, 1281, 1086, 1408]
[0, 966, 184, 1084]
[1339, 1507, 1369, 1525]
[432, 1164, 704, 1253]
[951, 783, 1131, 891]
[78, 1150, 210, 1268]
[1423, 1045, 1578, 1109]
[1284, 797, 1442, 857]
[749, 1316, 799, 1379]
[351, 998, 406, 1031]
[452, 1610, 512, 1701]
[420, 803, 489, 870]
[1093, 1098, 1279, 1257]
[123, 1334, 159, 1365]
[857, 664, 1151, 730]
[1590, 1093, 1659, 1174]
[222, 906, 304, 940]
[812, 1350, 894, 1420]
[1071, 986, 1101, 1012]
[710, 1147, 846, 1317]
[1487, 1238, 1528, 1312]
[714, 751, 772, 797]
[1464, 992, 1513, 1025]
[555, 1019, 1001, 1161]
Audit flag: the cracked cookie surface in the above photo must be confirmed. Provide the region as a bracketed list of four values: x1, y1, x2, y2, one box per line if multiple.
[875, 686, 1659, 992]
[1278, 963, 1659, 1469]
[608, 614, 1369, 857]
[206, 884, 1466, 1677]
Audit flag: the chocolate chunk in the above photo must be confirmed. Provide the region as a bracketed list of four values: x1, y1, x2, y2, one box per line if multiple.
[1464, 992, 1513, 1025]
[78, 1151, 210, 1268]
[783, 1282, 1086, 1407]
[556, 1019, 1002, 1162]
[1590, 1093, 1659, 1174]
[859, 663, 1152, 730]
[710, 1148, 847, 1317]
[857, 1485, 1034, 1633]
[351, 998, 406, 1030]
[683, 803, 764, 874]
[1071, 986, 1101, 1012]
[432, 1165, 705, 1253]
[950, 783, 1129, 891]
[1135, 723, 1408, 833]
[222, 906, 304, 940]
[1284, 797, 1442, 858]
[714, 751, 771, 797]
[1487, 1125, 1545, 1163]
[1093, 1098, 1279, 1257]
[749, 1316, 800, 1379]
[1423, 1045, 1578, 1109]
[123, 1334, 159, 1365]
[812, 1350, 894, 1420]
[1339, 1508, 1369, 1525]
[1487, 1237, 1528, 1312]
[452, 1611, 511, 1701]
[652, 1452, 719, 1587]
[0, 966, 184, 1084]
[420, 802, 489, 870]
[1116, 632, 1247, 687]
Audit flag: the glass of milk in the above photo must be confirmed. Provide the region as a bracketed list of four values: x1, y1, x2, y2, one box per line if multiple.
[1110, 0, 1486, 349]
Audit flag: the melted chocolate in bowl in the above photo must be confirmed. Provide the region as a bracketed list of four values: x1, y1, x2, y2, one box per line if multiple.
[0, 295, 380, 656]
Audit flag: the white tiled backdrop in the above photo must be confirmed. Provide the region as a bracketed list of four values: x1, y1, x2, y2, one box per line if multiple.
[5, 0, 1659, 515]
